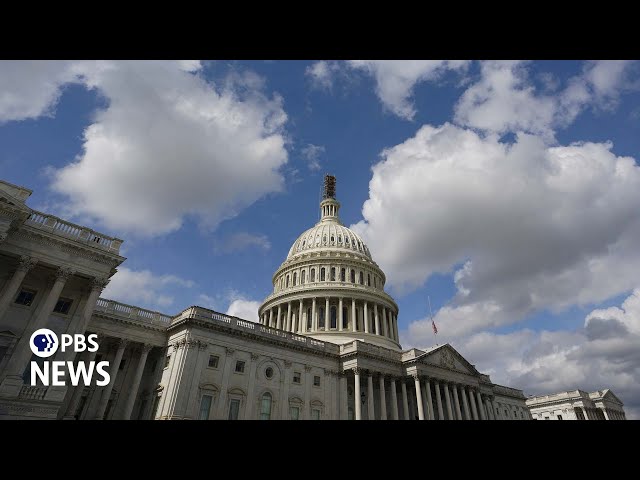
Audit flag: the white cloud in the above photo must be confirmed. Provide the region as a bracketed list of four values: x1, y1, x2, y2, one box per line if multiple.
[102, 266, 195, 311]
[214, 232, 271, 254]
[305, 61, 340, 89]
[300, 143, 325, 171]
[0, 61, 83, 122]
[306, 60, 469, 120]
[0, 60, 289, 237]
[454, 60, 638, 138]
[226, 296, 260, 322]
[352, 123, 640, 340]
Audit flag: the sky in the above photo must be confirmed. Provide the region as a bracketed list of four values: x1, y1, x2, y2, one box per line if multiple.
[1, 60, 640, 418]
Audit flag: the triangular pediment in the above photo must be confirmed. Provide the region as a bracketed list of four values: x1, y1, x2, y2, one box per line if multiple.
[597, 389, 624, 406]
[419, 344, 481, 376]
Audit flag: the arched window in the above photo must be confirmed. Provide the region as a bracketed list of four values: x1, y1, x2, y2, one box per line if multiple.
[330, 306, 337, 329]
[342, 307, 348, 329]
[330, 267, 336, 281]
[345, 237, 350, 245]
[293, 272, 297, 286]
[340, 268, 346, 282]
[302, 240, 306, 247]
[260, 392, 272, 420]
[286, 275, 290, 288]
[350, 269, 355, 283]
[319, 307, 325, 329]
[338, 235, 342, 243]
[301, 270, 306, 284]
[311, 269, 316, 282]
[367, 273, 371, 286]
[330, 235, 335, 243]
[320, 268, 325, 282]
[359, 271, 363, 285]
[323, 235, 327, 244]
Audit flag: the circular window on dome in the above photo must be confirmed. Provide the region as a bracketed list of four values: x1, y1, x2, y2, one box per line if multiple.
[265, 367, 274, 379]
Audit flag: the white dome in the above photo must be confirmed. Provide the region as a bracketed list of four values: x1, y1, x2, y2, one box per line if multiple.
[287, 222, 372, 260]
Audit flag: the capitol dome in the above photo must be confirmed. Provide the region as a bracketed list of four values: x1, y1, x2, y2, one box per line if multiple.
[258, 175, 400, 350]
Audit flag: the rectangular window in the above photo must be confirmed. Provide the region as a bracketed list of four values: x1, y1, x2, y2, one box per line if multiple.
[311, 408, 321, 420]
[164, 354, 171, 368]
[228, 399, 240, 420]
[199, 394, 213, 420]
[208, 355, 219, 368]
[14, 289, 36, 306]
[293, 371, 301, 384]
[235, 360, 245, 373]
[290, 406, 300, 420]
[557, 414, 563, 420]
[313, 375, 321, 387]
[53, 297, 73, 314]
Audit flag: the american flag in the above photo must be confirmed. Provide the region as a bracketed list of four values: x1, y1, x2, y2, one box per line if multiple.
[432, 319, 438, 335]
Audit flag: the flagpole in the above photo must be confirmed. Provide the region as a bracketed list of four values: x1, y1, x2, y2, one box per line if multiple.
[428, 296, 438, 346]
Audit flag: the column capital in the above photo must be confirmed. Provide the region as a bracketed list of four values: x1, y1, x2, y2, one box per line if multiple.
[141, 343, 154, 354]
[55, 266, 75, 281]
[283, 359, 292, 367]
[304, 365, 313, 372]
[225, 347, 235, 356]
[323, 368, 332, 376]
[116, 338, 128, 349]
[352, 367, 362, 375]
[91, 276, 110, 291]
[411, 373, 421, 380]
[17, 255, 39, 272]
[252, 353, 260, 361]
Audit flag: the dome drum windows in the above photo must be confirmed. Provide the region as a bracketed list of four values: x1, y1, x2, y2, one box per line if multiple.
[340, 268, 346, 282]
[359, 271, 363, 285]
[293, 272, 297, 286]
[350, 269, 355, 283]
[301, 270, 306, 284]
[311, 269, 316, 282]
[330, 267, 336, 281]
[286, 275, 290, 288]
[320, 267, 325, 282]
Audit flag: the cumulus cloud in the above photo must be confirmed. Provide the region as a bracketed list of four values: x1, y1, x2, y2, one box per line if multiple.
[102, 266, 195, 311]
[0, 60, 289, 237]
[455, 60, 638, 138]
[226, 295, 261, 322]
[300, 143, 325, 171]
[306, 60, 469, 120]
[352, 123, 640, 340]
[214, 232, 271, 254]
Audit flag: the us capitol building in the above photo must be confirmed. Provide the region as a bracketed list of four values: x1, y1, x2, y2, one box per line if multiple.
[0, 175, 531, 420]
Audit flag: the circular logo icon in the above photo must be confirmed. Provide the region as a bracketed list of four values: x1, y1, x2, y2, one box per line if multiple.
[30, 328, 59, 358]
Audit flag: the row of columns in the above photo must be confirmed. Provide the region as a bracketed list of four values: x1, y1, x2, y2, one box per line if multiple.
[275, 265, 382, 294]
[579, 406, 625, 420]
[0, 256, 109, 388]
[349, 370, 500, 420]
[260, 298, 399, 342]
[63, 336, 156, 420]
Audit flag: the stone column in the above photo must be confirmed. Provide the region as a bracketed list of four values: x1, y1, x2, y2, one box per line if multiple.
[452, 384, 462, 420]
[434, 380, 444, 420]
[476, 391, 486, 420]
[468, 388, 479, 420]
[339, 373, 348, 420]
[581, 407, 589, 420]
[367, 373, 375, 420]
[444, 383, 454, 420]
[484, 397, 494, 420]
[491, 399, 500, 420]
[268, 308, 274, 328]
[379, 375, 387, 420]
[382, 306, 387, 337]
[390, 378, 399, 420]
[414, 375, 425, 420]
[94, 338, 128, 419]
[460, 385, 470, 420]
[374, 304, 380, 335]
[121, 343, 153, 419]
[601, 408, 609, 420]
[351, 299, 357, 332]
[304, 366, 312, 420]
[337, 297, 343, 332]
[64, 345, 99, 419]
[354, 369, 362, 421]
[425, 378, 435, 420]
[325, 297, 330, 330]
[363, 301, 369, 334]
[312, 298, 317, 332]
[1, 266, 74, 386]
[286, 302, 292, 331]
[401, 380, 410, 420]
[0, 255, 38, 320]
[298, 299, 304, 333]
[276, 304, 282, 330]
[279, 360, 292, 420]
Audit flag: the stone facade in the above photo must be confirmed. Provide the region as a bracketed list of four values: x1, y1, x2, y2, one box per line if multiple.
[0, 177, 530, 420]
[526, 389, 626, 420]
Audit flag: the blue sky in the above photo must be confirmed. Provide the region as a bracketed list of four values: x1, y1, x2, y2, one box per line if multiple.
[2, 60, 640, 417]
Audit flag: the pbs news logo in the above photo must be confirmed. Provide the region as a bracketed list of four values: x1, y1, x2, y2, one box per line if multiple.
[29, 328, 110, 387]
